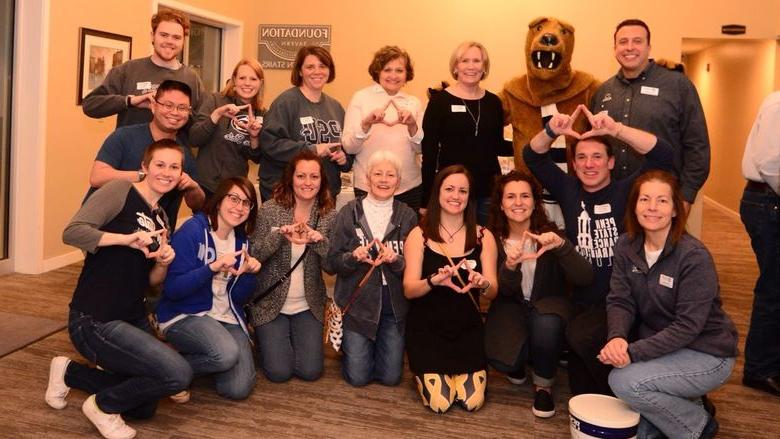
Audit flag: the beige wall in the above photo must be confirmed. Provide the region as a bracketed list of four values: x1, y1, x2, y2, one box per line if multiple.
[43, 0, 251, 259]
[38, 0, 780, 262]
[687, 39, 777, 213]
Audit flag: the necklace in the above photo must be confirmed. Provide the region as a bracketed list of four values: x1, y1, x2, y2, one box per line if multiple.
[439, 223, 465, 243]
[461, 98, 480, 136]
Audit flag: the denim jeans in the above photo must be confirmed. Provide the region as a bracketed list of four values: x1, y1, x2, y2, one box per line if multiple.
[489, 309, 565, 387]
[164, 315, 256, 400]
[65, 310, 192, 418]
[341, 312, 405, 387]
[740, 188, 780, 379]
[608, 348, 735, 439]
[253, 310, 323, 382]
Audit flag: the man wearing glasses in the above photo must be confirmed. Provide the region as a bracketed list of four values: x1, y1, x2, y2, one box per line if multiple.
[86, 79, 204, 229]
[82, 10, 205, 128]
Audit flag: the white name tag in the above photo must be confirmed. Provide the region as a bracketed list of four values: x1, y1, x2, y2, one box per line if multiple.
[594, 203, 612, 214]
[451, 105, 467, 113]
[659, 274, 674, 288]
[256, 116, 264, 124]
[136, 81, 152, 91]
[640, 86, 659, 96]
[541, 103, 559, 118]
[300, 116, 314, 125]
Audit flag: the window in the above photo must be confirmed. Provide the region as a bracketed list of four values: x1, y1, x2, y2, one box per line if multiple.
[0, 0, 14, 260]
[181, 20, 222, 93]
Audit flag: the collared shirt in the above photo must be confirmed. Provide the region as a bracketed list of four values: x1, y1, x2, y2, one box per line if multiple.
[591, 60, 710, 202]
[742, 91, 780, 194]
[342, 84, 424, 194]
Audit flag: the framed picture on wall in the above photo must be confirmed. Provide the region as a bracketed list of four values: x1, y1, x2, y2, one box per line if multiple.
[77, 28, 132, 105]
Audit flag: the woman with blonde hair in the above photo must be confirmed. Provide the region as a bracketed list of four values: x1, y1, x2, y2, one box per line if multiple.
[421, 41, 512, 223]
[190, 58, 266, 200]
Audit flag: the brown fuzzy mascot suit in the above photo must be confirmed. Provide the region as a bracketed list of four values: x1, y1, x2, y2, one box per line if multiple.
[501, 17, 600, 173]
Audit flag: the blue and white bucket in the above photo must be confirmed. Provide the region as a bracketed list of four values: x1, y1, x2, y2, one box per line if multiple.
[569, 394, 640, 439]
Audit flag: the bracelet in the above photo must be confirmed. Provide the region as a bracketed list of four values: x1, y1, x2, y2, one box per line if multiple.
[480, 280, 491, 291]
[426, 274, 435, 289]
[544, 121, 557, 139]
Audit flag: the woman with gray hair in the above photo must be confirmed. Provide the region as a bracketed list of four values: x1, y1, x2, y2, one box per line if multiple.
[342, 46, 424, 210]
[326, 150, 418, 386]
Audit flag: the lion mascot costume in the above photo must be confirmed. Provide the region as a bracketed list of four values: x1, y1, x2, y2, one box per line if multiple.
[501, 17, 600, 174]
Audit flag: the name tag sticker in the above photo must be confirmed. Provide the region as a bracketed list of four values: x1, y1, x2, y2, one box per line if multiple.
[594, 203, 612, 214]
[659, 274, 674, 288]
[300, 116, 314, 125]
[640, 86, 659, 96]
[451, 105, 467, 113]
[136, 81, 152, 91]
[256, 116, 264, 124]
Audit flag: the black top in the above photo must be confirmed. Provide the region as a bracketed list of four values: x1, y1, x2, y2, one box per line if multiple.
[69, 183, 167, 322]
[421, 90, 510, 201]
[405, 243, 486, 375]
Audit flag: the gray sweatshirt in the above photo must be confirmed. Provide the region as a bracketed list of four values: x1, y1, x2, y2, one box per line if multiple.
[82, 57, 205, 128]
[607, 233, 738, 362]
[259, 87, 353, 199]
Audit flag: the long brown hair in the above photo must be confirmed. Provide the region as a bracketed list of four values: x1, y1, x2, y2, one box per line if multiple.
[487, 171, 559, 242]
[205, 176, 258, 236]
[625, 170, 688, 245]
[272, 150, 335, 215]
[420, 165, 478, 251]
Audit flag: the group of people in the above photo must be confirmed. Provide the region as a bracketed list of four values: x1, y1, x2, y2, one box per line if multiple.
[41, 9, 750, 439]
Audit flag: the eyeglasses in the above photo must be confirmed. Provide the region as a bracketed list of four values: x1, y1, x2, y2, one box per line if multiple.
[225, 192, 253, 210]
[155, 100, 191, 114]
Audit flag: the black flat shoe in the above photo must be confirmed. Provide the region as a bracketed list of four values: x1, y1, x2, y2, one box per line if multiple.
[743, 374, 780, 397]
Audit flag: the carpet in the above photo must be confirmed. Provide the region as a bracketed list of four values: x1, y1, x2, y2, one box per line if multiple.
[0, 311, 65, 357]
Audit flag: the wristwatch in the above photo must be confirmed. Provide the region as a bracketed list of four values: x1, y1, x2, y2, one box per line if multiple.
[137, 170, 146, 182]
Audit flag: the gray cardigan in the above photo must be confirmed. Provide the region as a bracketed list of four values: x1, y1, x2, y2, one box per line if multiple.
[607, 233, 738, 362]
[247, 199, 335, 327]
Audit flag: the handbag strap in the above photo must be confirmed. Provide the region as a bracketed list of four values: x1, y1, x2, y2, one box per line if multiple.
[246, 211, 321, 309]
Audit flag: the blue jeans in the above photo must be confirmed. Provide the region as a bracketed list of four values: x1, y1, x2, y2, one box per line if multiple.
[342, 312, 405, 387]
[253, 310, 323, 382]
[489, 309, 565, 387]
[164, 315, 256, 400]
[740, 188, 780, 379]
[65, 310, 192, 418]
[608, 348, 735, 439]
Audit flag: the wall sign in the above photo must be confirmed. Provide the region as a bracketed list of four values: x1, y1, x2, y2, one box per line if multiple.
[258, 24, 331, 70]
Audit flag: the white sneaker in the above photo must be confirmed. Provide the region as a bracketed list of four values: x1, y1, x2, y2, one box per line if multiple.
[81, 394, 137, 439]
[169, 390, 190, 403]
[45, 356, 71, 409]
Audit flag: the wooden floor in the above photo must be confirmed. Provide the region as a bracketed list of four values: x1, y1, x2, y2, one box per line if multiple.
[0, 201, 778, 438]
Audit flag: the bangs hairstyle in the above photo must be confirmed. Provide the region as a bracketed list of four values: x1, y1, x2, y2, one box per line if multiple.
[614, 18, 651, 45]
[625, 170, 687, 245]
[272, 150, 335, 214]
[420, 165, 478, 251]
[291, 46, 335, 86]
[205, 176, 258, 236]
[449, 41, 490, 80]
[141, 138, 185, 168]
[152, 9, 190, 36]
[222, 58, 265, 110]
[365, 150, 402, 182]
[155, 79, 192, 102]
[487, 171, 559, 242]
[368, 46, 414, 83]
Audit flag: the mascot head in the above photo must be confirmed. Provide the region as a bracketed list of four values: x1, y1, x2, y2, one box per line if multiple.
[525, 17, 575, 82]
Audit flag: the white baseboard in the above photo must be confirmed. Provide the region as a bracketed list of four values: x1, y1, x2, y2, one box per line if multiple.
[703, 196, 740, 220]
[42, 250, 84, 272]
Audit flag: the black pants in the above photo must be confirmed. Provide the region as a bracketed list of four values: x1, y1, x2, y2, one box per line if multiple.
[565, 306, 613, 396]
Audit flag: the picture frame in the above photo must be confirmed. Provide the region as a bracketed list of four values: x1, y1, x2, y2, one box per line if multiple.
[77, 28, 132, 105]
